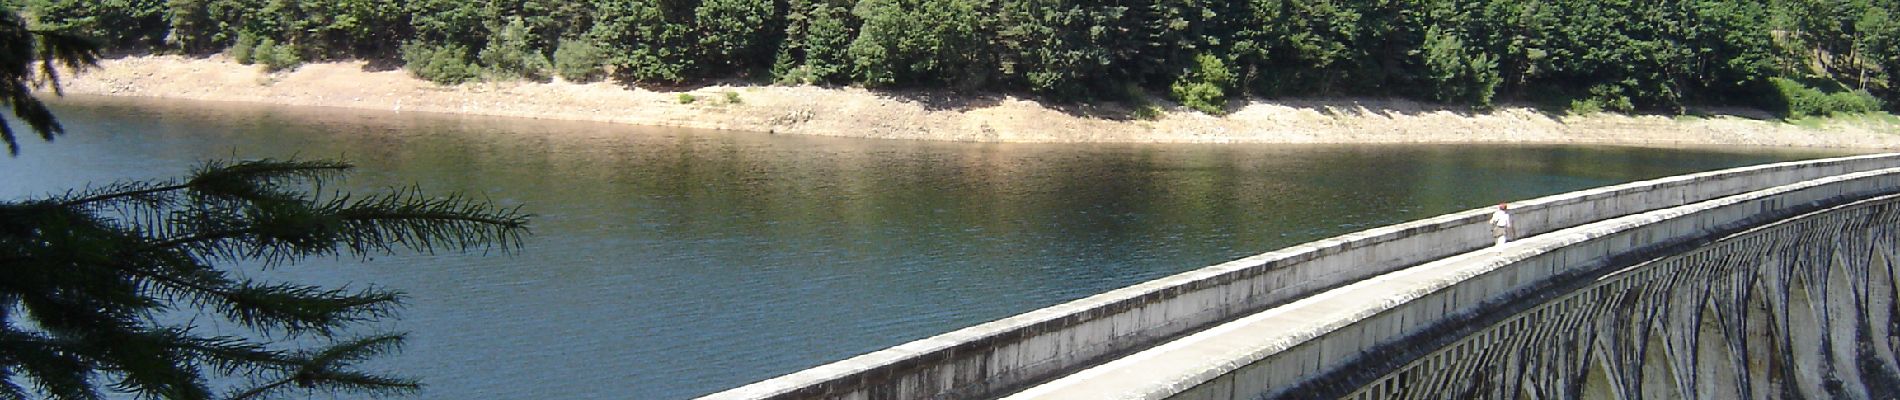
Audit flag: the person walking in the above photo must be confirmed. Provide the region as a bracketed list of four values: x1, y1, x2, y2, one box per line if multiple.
[1490, 203, 1514, 246]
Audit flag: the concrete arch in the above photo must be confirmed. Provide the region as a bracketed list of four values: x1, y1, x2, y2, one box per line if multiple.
[1640, 327, 1683, 399]
[1820, 248, 1870, 399]
[1867, 235, 1900, 386]
[1743, 279, 1783, 400]
[1579, 347, 1623, 400]
[1694, 300, 1742, 399]
[1784, 265, 1832, 399]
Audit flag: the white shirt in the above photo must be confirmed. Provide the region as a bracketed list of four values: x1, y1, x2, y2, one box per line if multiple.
[1490, 209, 1512, 230]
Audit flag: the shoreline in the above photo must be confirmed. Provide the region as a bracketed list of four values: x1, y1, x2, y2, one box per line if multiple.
[47, 55, 1900, 149]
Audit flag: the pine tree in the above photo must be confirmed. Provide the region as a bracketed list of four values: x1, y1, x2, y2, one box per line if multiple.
[0, 7, 98, 155]
[1, 160, 530, 399]
[0, 8, 533, 399]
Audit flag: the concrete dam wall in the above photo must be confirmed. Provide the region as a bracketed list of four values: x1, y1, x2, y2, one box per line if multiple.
[1333, 193, 1900, 400]
[1010, 161, 1900, 400]
[703, 153, 1900, 400]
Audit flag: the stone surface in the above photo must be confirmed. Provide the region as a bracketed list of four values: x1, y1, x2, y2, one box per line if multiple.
[702, 154, 1900, 400]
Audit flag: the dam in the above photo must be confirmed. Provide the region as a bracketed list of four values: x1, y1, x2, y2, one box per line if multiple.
[22, 96, 1861, 398]
[705, 153, 1900, 399]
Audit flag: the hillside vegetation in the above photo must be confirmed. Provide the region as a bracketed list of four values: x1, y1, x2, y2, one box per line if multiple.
[17, 0, 1900, 117]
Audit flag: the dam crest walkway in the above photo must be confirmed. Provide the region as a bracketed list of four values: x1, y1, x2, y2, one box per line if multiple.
[705, 153, 1900, 400]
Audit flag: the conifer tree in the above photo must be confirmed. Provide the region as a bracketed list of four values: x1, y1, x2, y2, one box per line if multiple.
[2, 160, 530, 399]
[0, 8, 533, 399]
[0, 6, 96, 155]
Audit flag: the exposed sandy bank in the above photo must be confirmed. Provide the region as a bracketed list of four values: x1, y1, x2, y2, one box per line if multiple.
[48, 55, 1900, 149]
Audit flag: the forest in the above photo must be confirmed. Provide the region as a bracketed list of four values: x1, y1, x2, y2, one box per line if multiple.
[14, 0, 1900, 116]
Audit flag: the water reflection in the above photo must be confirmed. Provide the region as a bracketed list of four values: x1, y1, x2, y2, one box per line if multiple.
[0, 95, 1850, 398]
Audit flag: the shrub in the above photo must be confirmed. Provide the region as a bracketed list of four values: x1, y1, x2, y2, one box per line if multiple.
[402, 42, 479, 85]
[723, 91, 742, 104]
[250, 39, 276, 67]
[478, 18, 552, 81]
[1416, 28, 1501, 107]
[552, 39, 607, 83]
[848, 0, 990, 87]
[1769, 77, 1885, 118]
[230, 32, 257, 65]
[1170, 53, 1236, 115]
[771, 1, 855, 85]
[258, 41, 301, 72]
[1566, 99, 1604, 115]
[1583, 84, 1636, 113]
[678, 93, 698, 104]
[1132, 105, 1164, 120]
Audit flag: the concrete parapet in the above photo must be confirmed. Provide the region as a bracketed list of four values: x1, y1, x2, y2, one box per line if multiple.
[1005, 164, 1900, 399]
[701, 153, 1900, 400]
[1328, 193, 1900, 399]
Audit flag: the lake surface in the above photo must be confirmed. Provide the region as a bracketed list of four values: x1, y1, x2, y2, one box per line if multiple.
[0, 95, 1850, 399]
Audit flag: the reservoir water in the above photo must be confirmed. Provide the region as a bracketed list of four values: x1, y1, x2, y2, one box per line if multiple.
[0, 95, 1850, 399]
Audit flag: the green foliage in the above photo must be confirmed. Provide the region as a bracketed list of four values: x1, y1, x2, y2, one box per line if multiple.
[1584, 83, 1638, 113]
[589, 0, 692, 82]
[1120, 83, 1164, 120]
[402, 42, 478, 85]
[994, 0, 1125, 99]
[1171, 53, 1235, 115]
[1, 11, 531, 398]
[694, 0, 779, 70]
[22, 0, 168, 49]
[552, 39, 607, 83]
[848, 0, 993, 88]
[478, 18, 553, 81]
[1415, 27, 1500, 107]
[1233, 0, 1364, 96]
[1567, 98, 1604, 116]
[724, 91, 742, 104]
[773, 0, 858, 85]
[678, 93, 698, 103]
[408, 0, 493, 51]
[1856, 2, 1900, 107]
[0, 6, 99, 155]
[21, 0, 1900, 111]
[252, 38, 278, 68]
[231, 31, 258, 65]
[0, 159, 530, 400]
[257, 39, 302, 72]
[1769, 77, 1886, 118]
[1132, 104, 1164, 120]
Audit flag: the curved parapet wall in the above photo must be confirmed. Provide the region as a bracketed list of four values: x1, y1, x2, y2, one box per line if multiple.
[1006, 165, 1900, 399]
[1334, 194, 1900, 399]
[702, 153, 1900, 400]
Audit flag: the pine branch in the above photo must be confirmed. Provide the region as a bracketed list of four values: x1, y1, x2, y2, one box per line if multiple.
[327, 189, 531, 257]
[29, 28, 99, 94]
[305, 334, 406, 368]
[3, 157, 530, 399]
[113, 259, 400, 336]
[0, 328, 99, 400]
[223, 334, 417, 400]
[0, 118, 17, 157]
[91, 329, 217, 400]
[215, 283, 402, 336]
[296, 369, 420, 397]
[222, 378, 293, 400]
[0, 373, 24, 400]
[58, 181, 190, 210]
[185, 160, 352, 201]
[148, 330, 300, 378]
